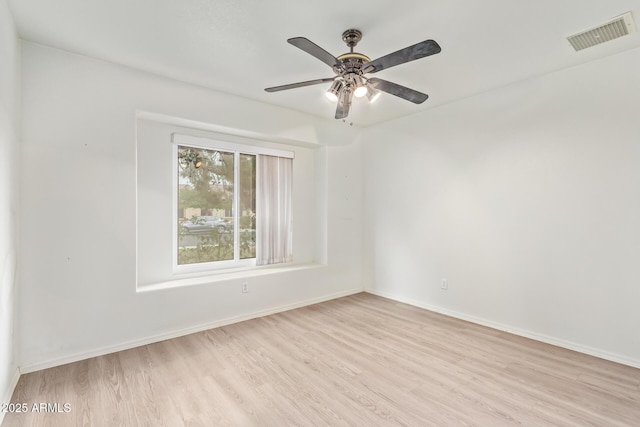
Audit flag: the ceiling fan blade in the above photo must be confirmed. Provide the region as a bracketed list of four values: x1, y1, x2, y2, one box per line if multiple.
[335, 89, 353, 119]
[265, 77, 335, 92]
[368, 78, 429, 104]
[288, 37, 340, 68]
[364, 40, 441, 74]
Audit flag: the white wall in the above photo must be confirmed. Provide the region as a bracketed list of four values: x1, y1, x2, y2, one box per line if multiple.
[18, 42, 363, 370]
[363, 47, 640, 366]
[0, 0, 20, 414]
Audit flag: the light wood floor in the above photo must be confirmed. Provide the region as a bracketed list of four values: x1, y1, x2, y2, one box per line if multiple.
[4, 293, 640, 426]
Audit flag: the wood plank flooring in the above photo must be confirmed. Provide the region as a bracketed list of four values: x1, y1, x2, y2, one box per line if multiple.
[4, 293, 640, 426]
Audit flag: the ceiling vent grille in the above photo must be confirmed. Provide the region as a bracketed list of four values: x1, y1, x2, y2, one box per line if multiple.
[567, 12, 636, 51]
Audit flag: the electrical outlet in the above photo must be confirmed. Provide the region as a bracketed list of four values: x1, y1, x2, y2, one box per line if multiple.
[441, 278, 448, 290]
[242, 282, 249, 293]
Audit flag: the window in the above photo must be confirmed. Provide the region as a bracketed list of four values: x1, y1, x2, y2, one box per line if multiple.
[173, 134, 293, 272]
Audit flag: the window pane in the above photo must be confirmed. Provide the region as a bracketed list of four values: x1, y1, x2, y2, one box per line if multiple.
[177, 146, 235, 265]
[239, 154, 256, 259]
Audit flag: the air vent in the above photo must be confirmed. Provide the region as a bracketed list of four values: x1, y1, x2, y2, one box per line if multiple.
[567, 12, 636, 51]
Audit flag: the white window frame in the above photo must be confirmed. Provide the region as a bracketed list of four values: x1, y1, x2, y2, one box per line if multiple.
[171, 133, 294, 274]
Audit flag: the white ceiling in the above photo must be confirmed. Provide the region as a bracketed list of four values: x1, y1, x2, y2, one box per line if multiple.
[7, 0, 640, 127]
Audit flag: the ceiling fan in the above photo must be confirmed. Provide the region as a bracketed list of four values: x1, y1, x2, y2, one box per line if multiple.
[265, 29, 441, 119]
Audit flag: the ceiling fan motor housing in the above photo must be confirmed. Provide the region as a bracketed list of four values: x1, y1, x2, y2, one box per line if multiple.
[335, 36, 371, 93]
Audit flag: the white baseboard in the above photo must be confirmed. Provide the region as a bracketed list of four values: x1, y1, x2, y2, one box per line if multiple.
[20, 288, 363, 374]
[0, 366, 21, 425]
[366, 289, 640, 370]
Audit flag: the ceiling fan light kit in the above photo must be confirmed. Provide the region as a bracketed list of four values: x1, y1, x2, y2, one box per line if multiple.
[265, 29, 441, 119]
[367, 86, 382, 103]
[326, 79, 344, 101]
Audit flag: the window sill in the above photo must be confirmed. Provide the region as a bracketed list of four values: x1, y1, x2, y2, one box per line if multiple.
[136, 262, 327, 293]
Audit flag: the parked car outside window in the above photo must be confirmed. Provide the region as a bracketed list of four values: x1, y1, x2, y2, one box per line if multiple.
[181, 216, 232, 234]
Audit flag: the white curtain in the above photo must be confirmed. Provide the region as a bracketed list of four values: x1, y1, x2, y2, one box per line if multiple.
[256, 155, 293, 265]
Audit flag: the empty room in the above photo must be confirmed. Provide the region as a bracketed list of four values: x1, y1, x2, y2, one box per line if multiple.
[1, 0, 640, 425]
